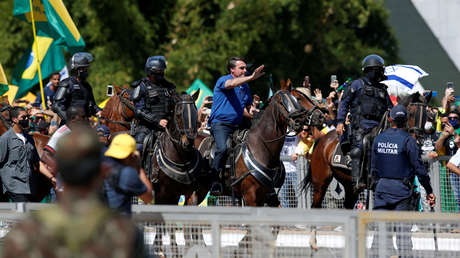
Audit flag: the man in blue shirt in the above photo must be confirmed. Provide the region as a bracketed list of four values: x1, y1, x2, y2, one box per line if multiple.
[33, 72, 59, 109]
[370, 105, 435, 257]
[208, 57, 265, 194]
[104, 134, 153, 215]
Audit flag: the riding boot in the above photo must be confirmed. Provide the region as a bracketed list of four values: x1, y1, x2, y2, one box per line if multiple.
[209, 169, 223, 196]
[351, 158, 365, 194]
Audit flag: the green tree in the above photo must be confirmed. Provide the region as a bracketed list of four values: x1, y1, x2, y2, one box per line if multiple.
[0, 0, 398, 103]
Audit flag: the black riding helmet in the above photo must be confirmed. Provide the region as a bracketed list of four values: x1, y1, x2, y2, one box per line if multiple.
[70, 52, 93, 71]
[361, 54, 384, 71]
[145, 56, 167, 74]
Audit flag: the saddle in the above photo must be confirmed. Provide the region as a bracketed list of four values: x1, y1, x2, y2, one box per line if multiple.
[199, 129, 286, 192]
[331, 143, 352, 170]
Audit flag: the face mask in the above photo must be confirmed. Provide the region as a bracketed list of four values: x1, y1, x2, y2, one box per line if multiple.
[153, 73, 164, 82]
[18, 119, 30, 129]
[424, 121, 433, 132]
[77, 70, 89, 81]
[365, 69, 385, 83]
[449, 118, 459, 129]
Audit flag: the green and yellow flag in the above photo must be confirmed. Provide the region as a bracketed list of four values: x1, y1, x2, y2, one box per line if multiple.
[186, 79, 213, 108]
[0, 64, 10, 96]
[12, 0, 85, 99]
[13, 0, 85, 53]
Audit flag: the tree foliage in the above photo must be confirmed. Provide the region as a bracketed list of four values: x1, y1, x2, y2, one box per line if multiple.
[0, 0, 398, 102]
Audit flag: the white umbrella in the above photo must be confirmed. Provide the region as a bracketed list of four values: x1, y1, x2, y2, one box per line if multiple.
[381, 65, 429, 97]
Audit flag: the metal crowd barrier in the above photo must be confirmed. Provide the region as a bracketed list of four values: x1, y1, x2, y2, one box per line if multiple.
[0, 203, 459, 257]
[211, 156, 460, 213]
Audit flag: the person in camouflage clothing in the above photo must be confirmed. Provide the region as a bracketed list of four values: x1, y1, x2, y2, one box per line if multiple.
[1, 126, 148, 258]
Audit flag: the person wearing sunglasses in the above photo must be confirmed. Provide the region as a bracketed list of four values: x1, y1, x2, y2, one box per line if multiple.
[436, 111, 459, 157]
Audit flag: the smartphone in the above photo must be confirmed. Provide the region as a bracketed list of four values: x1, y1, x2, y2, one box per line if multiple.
[107, 85, 114, 97]
[447, 82, 454, 89]
[331, 75, 337, 83]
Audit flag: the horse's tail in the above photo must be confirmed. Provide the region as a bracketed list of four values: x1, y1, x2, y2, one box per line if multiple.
[300, 160, 312, 193]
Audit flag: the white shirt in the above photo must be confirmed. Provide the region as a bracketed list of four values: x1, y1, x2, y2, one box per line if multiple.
[15, 133, 26, 144]
[449, 148, 460, 168]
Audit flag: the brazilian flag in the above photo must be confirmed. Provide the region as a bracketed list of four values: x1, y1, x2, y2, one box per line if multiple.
[186, 79, 213, 108]
[12, 0, 85, 99]
[0, 64, 10, 96]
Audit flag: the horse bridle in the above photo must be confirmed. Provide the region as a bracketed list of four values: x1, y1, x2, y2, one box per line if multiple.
[408, 102, 427, 136]
[101, 88, 134, 128]
[165, 98, 198, 145]
[263, 91, 306, 143]
[293, 90, 325, 130]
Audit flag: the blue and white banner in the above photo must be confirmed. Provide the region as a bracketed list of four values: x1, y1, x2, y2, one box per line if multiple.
[382, 65, 428, 97]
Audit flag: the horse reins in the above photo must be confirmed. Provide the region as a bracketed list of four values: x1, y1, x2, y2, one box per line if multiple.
[262, 91, 305, 143]
[293, 90, 325, 130]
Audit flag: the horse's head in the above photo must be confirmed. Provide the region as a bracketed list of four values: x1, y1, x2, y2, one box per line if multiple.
[400, 92, 429, 137]
[290, 89, 325, 130]
[271, 90, 306, 132]
[169, 92, 198, 150]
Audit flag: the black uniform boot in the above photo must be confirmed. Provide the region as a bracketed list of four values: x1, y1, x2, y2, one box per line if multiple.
[209, 169, 223, 196]
[350, 148, 366, 194]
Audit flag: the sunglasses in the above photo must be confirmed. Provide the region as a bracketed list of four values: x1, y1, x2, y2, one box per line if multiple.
[448, 117, 458, 120]
[302, 128, 309, 132]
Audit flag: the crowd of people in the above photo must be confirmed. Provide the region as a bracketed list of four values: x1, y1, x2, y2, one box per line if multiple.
[0, 50, 458, 256]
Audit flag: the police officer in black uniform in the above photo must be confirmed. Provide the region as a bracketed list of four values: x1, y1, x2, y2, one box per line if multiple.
[53, 52, 101, 122]
[336, 54, 394, 193]
[370, 104, 435, 257]
[131, 56, 176, 151]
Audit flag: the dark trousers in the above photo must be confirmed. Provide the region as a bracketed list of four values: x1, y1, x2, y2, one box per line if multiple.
[371, 196, 414, 257]
[5, 192, 31, 202]
[211, 123, 237, 173]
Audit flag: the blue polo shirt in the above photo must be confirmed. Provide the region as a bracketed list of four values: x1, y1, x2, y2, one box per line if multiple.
[208, 74, 251, 126]
[34, 86, 56, 109]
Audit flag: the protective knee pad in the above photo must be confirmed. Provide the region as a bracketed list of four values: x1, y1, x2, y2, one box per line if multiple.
[350, 147, 362, 159]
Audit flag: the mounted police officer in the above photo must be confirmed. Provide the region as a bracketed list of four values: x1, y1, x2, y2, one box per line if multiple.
[336, 54, 393, 193]
[52, 52, 101, 122]
[131, 56, 176, 173]
[370, 105, 435, 257]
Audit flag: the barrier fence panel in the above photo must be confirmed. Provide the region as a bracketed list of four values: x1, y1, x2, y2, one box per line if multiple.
[132, 205, 355, 258]
[357, 211, 460, 258]
[1, 204, 460, 257]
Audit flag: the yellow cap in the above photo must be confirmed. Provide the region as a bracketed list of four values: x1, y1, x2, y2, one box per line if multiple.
[104, 134, 136, 159]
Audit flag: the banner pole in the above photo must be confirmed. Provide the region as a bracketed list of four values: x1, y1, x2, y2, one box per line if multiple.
[28, 0, 47, 110]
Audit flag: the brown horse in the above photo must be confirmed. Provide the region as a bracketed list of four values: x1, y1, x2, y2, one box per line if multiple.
[150, 92, 207, 205]
[224, 90, 306, 206]
[100, 86, 135, 134]
[302, 92, 430, 209]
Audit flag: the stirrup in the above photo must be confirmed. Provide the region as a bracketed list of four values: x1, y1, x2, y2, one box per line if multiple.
[210, 181, 223, 196]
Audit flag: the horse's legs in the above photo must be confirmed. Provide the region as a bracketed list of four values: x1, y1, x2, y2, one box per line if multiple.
[311, 173, 332, 208]
[340, 178, 359, 209]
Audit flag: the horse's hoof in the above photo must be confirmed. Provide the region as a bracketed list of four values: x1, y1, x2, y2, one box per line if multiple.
[353, 183, 366, 195]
